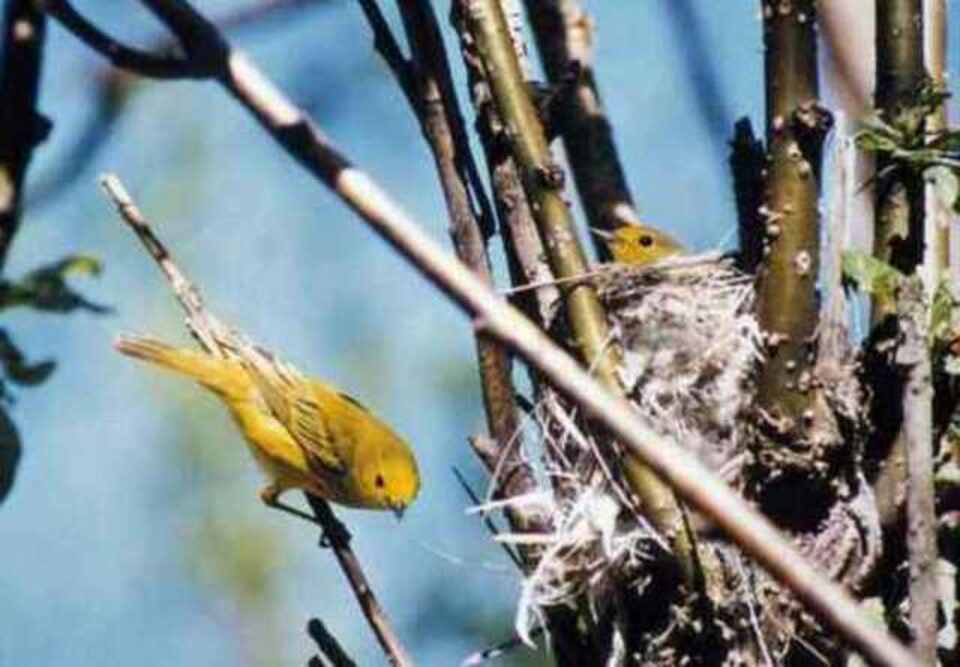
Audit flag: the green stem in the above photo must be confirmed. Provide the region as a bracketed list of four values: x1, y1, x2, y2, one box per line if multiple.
[755, 0, 826, 440]
[460, 0, 693, 581]
[523, 0, 637, 261]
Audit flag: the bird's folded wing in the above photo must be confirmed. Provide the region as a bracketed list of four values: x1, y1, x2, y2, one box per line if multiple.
[238, 343, 346, 475]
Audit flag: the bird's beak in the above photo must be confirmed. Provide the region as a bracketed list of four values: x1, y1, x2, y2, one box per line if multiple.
[392, 505, 406, 521]
[590, 227, 614, 241]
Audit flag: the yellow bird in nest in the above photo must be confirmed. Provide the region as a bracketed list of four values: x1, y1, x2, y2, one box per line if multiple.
[593, 223, 685, 266]
[115, 335, 420, 519]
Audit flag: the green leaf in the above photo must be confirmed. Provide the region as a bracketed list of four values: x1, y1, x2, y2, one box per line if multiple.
[0, 254, 111, 314]
[841, 251, 903, 303]
[930, 280, 958, 343]
[0, 330, 56, 387]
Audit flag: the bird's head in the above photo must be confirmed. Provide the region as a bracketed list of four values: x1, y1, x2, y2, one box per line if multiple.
[593, 224, 684, 266]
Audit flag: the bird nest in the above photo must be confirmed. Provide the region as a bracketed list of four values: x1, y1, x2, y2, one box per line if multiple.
[472, 252, 878, 662]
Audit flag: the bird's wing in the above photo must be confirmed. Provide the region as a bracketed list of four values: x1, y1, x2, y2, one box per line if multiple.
[238, 342, 346, 475]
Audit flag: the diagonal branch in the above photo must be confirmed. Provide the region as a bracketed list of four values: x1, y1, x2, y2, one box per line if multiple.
[307, 617, 357, 667]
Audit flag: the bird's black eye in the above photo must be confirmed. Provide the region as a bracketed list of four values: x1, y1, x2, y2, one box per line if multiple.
[375, 474, 386, 488]
[638, 234, 654, 247]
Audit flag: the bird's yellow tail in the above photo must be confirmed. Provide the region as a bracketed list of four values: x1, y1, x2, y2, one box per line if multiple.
[114, 336, 250, 401]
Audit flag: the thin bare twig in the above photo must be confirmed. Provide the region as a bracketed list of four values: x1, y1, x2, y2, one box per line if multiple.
[98, 174, 413, 667]
[43, 0, 190, 78]
[897, 278, 938, 664]
[31, 0, 327, 209]
[355, 0, 418, 109]
[56, 6, 919, 664]
[452, 463, 523, 568]
[449, 6, 558, 332]
[381, 0, 546, 544]
[0, 0, 48, 268]
[307, 617, 357, 667]
[729, 118, 766, 274]
[523, 0, 641, 259]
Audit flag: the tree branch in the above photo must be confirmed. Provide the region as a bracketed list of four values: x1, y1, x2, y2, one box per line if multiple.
[0, 0, 48, 268]
[70, 7, 917, 664]
[924, 0, 949, 280]
[42, 0, 190, 78]
[755, 0, 829, 443]
[98, 175, 413, 667]
[456, 0, 695, 583]
[522, 0, 640, 260]
[729, 117, 766, 274]
[870, 0, 927, 545]
[375, 0, 545, 540]
[873, 0, 925, 308]
[31, 0, 327, 209]
[896, 277, 938, 664]
[306, 617, 357, 667]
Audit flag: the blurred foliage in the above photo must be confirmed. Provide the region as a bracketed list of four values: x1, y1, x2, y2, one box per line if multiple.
[856, 85, 960, 212]
[0, 254, 110, 313]
[0, 253, 106, 507]
[842, 250, 903, 305]
[0, 329, 56, 392]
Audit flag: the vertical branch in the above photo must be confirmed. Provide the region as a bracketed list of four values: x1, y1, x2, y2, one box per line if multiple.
[924, 0, 949, 280]
[450, 8, 557, 331]
[383, 0, 543, 536]
[896, 278, 937, 665]
[729, 118, 766, 274]
[755, 0, 828, 441]
[522, 0, 638, 260]
[0, 0, 48, 269]
[873, 0, 925, 318]
[457, 0, 694, 582]
[870, 0, 927, 534]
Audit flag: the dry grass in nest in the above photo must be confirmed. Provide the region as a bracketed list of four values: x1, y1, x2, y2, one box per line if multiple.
[471, 253, 876, 663]
[474, 253, 768, 647]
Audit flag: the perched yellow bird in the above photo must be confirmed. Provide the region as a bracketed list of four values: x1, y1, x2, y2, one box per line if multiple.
[115, 336, 420, 518]
[593, 224, 685, 266]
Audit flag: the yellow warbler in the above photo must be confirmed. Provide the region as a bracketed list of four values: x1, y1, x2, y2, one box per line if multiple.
[594, 224, 685, 266]
[115, 336, 420, 517]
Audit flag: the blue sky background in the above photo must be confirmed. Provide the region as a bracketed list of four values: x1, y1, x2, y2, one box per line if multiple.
[1, 2, 957, 666]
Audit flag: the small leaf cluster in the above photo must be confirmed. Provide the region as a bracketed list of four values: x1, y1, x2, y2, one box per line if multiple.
[0, 254, 108, 506]
[856, 84, 960, 211]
